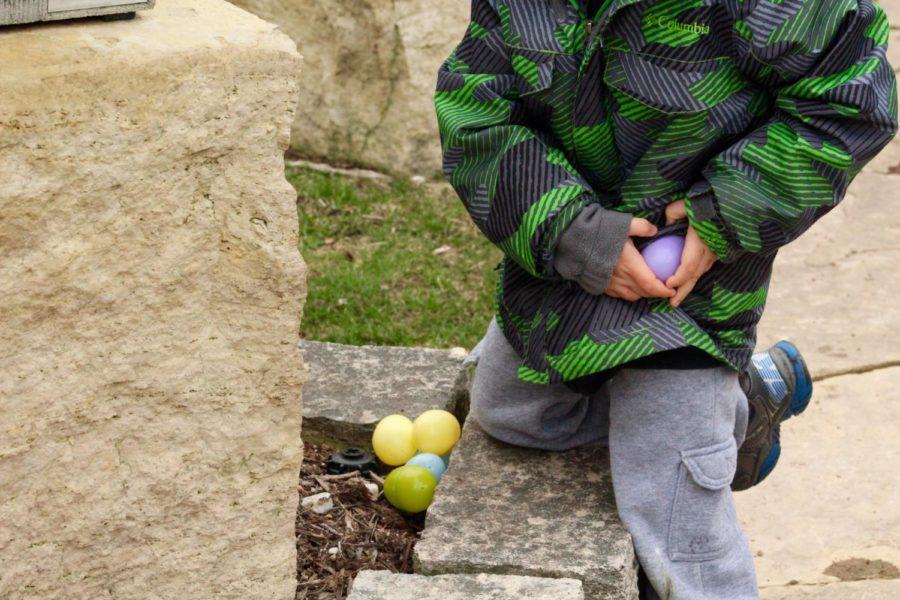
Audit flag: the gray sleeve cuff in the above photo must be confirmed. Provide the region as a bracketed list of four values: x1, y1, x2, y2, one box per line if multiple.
[552, 204, 632, 295]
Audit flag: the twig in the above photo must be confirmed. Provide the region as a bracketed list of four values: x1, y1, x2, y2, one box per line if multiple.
[285, 158, 389, 181]
[321, 471, 362, 481]
[312, 522, 341, 537]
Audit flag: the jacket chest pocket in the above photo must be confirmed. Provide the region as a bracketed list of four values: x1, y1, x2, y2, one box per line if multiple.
[604, 49, 757, 210]
[603, 49, 747, 116]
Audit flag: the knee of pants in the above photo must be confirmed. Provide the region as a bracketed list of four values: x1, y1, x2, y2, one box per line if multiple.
[471, 377, 604, 451]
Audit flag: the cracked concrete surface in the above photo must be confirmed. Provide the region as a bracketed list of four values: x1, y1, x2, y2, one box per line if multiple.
[736, 370, 900, 597]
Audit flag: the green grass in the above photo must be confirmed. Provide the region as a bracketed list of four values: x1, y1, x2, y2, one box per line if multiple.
[290, 167, 502, 349]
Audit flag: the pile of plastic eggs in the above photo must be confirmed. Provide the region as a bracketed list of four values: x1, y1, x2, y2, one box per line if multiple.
[371, 409, 461, 513]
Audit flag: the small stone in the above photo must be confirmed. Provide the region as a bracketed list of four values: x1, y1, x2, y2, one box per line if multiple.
[410, 175, 427, 186]
[447, 347, 467, 360]
[301, 492, 334, 514]
[364, 481, 380, 501]
[327, 547, 339, 556]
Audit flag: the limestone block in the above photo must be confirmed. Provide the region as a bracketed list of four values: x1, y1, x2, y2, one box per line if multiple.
[347, 570, 585, 600]
[0, 1, 305, 598]
[229, 0, 470, 177]
[414, 419, 638, 599]
[300, 340, 469, 448]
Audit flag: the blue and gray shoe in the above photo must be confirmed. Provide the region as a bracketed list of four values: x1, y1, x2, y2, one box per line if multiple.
[732, 341, 813, 492]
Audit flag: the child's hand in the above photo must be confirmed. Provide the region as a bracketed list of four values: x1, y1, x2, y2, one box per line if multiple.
[664, 200, 717, 307]
[605, 218, 677, 302]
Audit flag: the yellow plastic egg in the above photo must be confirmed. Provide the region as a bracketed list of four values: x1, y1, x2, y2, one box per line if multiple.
[371, 414, 417, 466]
[413, 409, 461, 455]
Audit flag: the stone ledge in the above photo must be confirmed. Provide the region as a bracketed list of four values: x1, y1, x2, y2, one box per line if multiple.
[300, 340, 469, 448]
[347, 570, 585, 600]
[414, 419, 638, 599]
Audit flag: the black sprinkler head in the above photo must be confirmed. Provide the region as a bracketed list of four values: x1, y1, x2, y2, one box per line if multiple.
[325, 447, 378, 475]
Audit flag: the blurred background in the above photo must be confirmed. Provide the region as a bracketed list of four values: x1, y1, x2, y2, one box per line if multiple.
[230, 1, 500, 349]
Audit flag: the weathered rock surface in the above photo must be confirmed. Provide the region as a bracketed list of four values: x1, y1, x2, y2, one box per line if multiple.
[0, 1, 306, 598]
[736, 369, 900, 590]
[229, 0, 469, 177]
[300, 340, 468, 448]
[347, 570, 585, 600]
[414, 419, 638, 599]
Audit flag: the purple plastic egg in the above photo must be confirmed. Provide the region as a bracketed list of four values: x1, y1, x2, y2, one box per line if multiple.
[641, 235, 685, 282]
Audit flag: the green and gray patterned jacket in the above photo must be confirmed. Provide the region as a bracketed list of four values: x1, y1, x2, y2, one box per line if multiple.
[435, 0, 898, 385]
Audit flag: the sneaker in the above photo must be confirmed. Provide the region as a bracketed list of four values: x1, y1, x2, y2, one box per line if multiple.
[732, 341, 813, 491]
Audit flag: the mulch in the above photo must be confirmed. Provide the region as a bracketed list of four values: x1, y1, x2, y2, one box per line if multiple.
[296, 442, 425, 599]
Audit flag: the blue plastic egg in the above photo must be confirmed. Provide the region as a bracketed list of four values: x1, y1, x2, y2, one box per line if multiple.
[406, 452, 447, 482]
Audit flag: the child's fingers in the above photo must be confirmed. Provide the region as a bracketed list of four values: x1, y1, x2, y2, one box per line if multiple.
[606, 278, 641, 302]
[631, 261, 676, 298]
[666, 261, 693, 289]
[665, 200, 687, 226]
[669, 278, 698, 307]
[618, 242, 675, 298]
[628, 218, 658, 238]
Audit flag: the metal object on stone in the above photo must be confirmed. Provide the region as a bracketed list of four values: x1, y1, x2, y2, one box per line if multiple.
[325, 447, 377, 475]
[0, 0, 154, 25]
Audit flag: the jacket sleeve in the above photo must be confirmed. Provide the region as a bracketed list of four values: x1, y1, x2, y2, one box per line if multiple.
[684, 0, 898, 262]
[435, 0, 629, 280]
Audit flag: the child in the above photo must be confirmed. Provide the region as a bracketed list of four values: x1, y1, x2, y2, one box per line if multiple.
[435, 1, 897, 598]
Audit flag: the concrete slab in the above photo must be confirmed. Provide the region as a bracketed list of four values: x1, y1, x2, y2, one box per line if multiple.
[414, 419, 638, 600]
[300, 341, 469, 448]
[347, 570, 585, 600]
[735, 369, 900, 588]
[761, 579, 900, 600]
[755, 170, 900, 379]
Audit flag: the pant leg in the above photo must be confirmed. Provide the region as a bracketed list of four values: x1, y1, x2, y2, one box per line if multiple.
[607, 367, 757, 600]
[466, 317, 609, 451]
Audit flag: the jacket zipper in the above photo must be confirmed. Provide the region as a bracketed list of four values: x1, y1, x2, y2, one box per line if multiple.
[570, 17, 604, 181]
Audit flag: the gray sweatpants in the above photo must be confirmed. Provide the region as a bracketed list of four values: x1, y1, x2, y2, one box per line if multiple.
[466, 318, 758, 599]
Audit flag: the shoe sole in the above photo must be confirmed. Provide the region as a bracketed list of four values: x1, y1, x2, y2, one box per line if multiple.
[736, 341, 813, 490]
[774, 340, 813, 420]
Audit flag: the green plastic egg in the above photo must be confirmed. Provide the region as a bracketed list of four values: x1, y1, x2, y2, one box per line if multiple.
[383, 465, 438, 513]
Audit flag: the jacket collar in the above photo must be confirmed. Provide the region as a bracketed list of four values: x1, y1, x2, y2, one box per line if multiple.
[556, 0, 644, 33]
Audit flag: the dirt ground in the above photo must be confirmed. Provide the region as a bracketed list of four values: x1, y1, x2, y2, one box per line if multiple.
[296, 443, 425, 599]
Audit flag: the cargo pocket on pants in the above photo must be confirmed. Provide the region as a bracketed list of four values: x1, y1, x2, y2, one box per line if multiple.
[668, 437, 739, 562]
